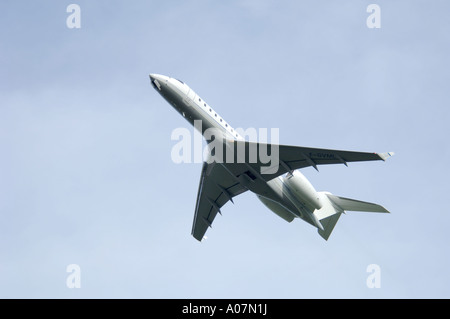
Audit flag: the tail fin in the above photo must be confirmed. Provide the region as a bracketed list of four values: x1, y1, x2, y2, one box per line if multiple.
[318, 212, 342, 240]
[314, 192, 390, 240]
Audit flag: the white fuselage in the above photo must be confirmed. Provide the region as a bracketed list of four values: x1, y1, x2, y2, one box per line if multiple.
[150, 74, 323, 228]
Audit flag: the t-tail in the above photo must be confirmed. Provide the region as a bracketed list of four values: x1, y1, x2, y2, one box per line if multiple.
[313, 192, 390, 240]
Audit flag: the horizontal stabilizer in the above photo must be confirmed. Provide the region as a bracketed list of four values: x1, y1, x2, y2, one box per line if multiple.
[326, 194, 390, 213]
[314, 192, 389, 240]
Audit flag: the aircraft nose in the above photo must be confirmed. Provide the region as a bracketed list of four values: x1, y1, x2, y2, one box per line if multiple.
[150, 73, 169, 82]
[150, 73, 165, 91]
[150, 73, 171, 91]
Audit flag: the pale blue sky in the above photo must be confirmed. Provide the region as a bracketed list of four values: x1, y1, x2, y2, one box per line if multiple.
[1, 0, 450, 298]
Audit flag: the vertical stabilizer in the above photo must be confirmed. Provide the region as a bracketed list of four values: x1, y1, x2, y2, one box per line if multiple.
[318, 213, 342, 240]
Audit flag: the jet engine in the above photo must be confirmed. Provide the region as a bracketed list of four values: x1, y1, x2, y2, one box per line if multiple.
[282, 170, 323, 211]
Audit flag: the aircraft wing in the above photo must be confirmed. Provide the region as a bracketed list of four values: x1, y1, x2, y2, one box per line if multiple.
[191, 161, 248, 241]
[210, 140, 393, 182]
[192, 140, 393, 241]
[263, 141, 394, 176]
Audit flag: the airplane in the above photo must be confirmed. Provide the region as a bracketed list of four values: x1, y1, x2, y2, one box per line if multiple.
[149, 73, 393, 241]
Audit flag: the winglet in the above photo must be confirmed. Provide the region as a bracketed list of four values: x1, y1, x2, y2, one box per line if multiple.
[378, 152, 395, 161]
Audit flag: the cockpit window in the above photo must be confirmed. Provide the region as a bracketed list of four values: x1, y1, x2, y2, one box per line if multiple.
[175, 79, 184, 84]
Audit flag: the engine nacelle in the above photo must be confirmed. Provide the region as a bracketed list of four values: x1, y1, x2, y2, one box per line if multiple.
[257, 195, 297, 222]
[282, 170, 323, 211]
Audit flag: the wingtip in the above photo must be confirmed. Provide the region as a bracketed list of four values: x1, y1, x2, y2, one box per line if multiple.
[378, 152, 395, 161]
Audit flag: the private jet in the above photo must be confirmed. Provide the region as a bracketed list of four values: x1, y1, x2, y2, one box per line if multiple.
[149, 74, 393, 241]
